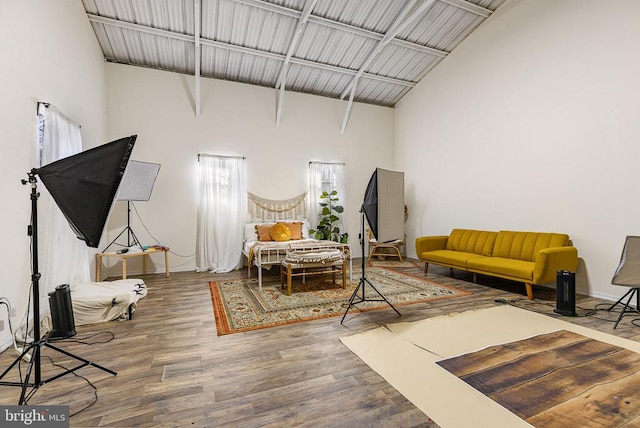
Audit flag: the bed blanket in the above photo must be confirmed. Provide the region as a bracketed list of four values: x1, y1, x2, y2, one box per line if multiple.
[69, 279, 147, 325]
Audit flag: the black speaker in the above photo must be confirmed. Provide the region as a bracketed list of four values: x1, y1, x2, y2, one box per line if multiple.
[48, 284, 77, 340]
[554, 270, 576, 317]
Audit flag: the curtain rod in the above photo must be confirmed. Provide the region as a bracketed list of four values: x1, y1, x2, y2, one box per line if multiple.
[197, 154, 246, 161]
[37, 101, 82, 129]
[309, 161, 345, 165]
[36, 101, 50, 115]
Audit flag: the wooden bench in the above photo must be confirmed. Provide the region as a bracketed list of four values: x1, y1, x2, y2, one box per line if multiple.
[280, 249, 346, 296]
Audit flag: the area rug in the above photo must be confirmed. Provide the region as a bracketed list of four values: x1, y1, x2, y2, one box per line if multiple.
[367, 259, 420, 268]
[339, 305, 640, 428]
[209, 266, 471, 335]
[437, 329, 640, 427]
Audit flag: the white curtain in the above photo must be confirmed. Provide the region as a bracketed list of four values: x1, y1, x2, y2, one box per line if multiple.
[308, 162, 347, 237]
[26, 104, 90, 338]
[196, 154, 245, 272]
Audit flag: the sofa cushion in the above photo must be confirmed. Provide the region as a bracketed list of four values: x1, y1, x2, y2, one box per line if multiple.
[492, 231, 570, 262]
[423, 250, 487, 269]
[445, 229, 497, 257]
[467, 257, 535, 281]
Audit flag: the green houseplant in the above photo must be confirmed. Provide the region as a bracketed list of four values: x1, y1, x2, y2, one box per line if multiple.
[309, 190, 349, 243]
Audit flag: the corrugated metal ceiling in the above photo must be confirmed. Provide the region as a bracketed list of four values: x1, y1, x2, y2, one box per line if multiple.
[82, 0, 505, 120]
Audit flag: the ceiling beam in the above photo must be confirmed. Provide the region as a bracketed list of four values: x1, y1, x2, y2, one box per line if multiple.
[439, 0, 492, 17]
[339, 0, 436, 102]
[388, 55, 446, 104]
[275, 0, 318, 126]
[276, 0, 317, 90]
[340, 84, 356, 134]
[233, 0, 448, 58]
[87, 13, 416, 90]
[338, 0, 436, 132]
[194, 0, 201, 117]
[88, 14, 192, 41]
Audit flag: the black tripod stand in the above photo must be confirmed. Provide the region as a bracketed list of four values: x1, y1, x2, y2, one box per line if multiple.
[0, 172, 116, 404]
[607, 288, 640, 329]
[102, 201, 143, 253]
[341, 207, 401, 323]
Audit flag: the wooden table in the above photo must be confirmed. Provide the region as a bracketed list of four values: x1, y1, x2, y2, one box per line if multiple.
[96, 247, 170, 281]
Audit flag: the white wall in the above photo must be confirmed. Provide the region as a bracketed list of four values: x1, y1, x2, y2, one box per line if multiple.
[0, 0, 107, 349]
[104, 63, 395, 275]
[396, 0, 640, 300]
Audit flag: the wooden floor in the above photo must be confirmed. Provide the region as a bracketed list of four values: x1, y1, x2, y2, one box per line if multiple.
[0, 261, 639, 427]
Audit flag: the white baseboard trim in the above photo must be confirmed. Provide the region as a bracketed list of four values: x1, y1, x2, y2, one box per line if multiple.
[95, 266, 195, 281]
[0, 337, 14, 353]
[582, 289, 618, 302]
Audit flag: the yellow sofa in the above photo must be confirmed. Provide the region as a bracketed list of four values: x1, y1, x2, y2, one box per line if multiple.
[415, 229, 578, 299]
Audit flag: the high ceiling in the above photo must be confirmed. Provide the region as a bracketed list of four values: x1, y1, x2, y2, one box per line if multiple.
[82, 0, 505, 128]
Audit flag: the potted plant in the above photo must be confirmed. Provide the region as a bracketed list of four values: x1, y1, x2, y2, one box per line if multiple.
[309, 190, 349, 243]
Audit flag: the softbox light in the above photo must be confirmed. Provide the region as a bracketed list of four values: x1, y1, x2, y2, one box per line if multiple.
[35, 135, 137, 248]
[117, 160, 161, 201]
[362, 168, 405, 243]
[342, 167, 404, 323]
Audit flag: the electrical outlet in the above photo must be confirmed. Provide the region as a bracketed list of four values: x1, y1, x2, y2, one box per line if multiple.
[0, 320, 4, 332]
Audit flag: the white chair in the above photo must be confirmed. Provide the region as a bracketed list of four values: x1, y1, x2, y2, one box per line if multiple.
[608, 235, 640, 329]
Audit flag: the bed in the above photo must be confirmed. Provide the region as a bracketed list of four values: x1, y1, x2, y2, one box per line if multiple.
[243, 192, 352, 290]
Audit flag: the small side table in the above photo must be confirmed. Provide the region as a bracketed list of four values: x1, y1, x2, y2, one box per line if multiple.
[96, 247, 170, 281]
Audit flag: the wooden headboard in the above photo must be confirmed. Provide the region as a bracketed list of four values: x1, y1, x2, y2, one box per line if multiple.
[247, 192, 307, 221]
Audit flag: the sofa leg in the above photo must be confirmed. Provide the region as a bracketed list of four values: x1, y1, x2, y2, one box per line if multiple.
[525, 283, 534, 300]
[473, 273, 477, 283]
[424, 263, 429, 274]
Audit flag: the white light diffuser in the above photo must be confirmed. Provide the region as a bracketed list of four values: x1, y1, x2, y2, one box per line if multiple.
[117, 160, 161, 201]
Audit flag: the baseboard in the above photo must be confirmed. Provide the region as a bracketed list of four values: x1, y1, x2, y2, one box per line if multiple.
[0, 337, 13, 353]
[96, 267, 193, 280]
[584, 290, 618, 302]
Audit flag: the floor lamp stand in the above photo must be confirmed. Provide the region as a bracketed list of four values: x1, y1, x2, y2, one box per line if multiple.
[0, 173, 117, 404]
[341, 208, 400, 324]
[102, 200, 143, 253]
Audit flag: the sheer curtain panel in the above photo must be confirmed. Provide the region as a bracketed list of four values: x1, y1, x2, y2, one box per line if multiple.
[196, 155, 245, 273]
[308, 162, 347, 237]
[29, 104, 90, 337]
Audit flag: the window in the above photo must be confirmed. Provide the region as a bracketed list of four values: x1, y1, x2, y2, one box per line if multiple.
[196, 154, 245, 272]
[308, 162, 347, 238]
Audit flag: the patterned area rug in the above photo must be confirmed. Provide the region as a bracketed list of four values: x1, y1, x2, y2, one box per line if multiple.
[368, 259, 420, 268]
[209, 266, 471, 335]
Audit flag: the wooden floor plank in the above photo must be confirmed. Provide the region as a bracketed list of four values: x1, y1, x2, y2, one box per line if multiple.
[0, 262, 637, 427]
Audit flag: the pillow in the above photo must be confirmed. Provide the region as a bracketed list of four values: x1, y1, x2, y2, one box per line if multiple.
[285, 222, 303, 240]
[270, 222, 291, 242]
[244, 223, 260, 242]
[256, 224, 274, 242]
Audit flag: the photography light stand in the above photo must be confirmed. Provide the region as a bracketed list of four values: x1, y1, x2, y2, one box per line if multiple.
[0, 172, 116, 405]
[102, 200, 143, 252]
[341, 207, 400, 323]
[101, 160, 160, 253]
